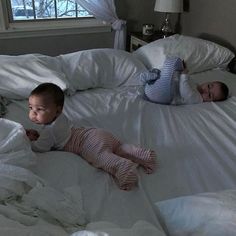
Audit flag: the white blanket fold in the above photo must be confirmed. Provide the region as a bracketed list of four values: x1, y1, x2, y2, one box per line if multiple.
[0, 118, 87, 232]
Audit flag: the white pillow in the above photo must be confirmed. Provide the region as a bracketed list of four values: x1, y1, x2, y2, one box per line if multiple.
[0, 54, 70, 99]
[58, 48, 147, 91]
[156, 189, 236, 236]
[133, 34, 235, 74]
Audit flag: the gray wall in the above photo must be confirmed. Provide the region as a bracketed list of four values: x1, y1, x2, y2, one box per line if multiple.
[116, 0, 159, 32]
[181, 0, 236, 53]
[117, 0, 236, 53]
[0, 32, 114, 56]
[0, 0, 235, 55]
[0, 0, 164, 55]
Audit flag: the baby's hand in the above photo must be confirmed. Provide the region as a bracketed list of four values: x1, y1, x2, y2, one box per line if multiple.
[26, 129, 39, 141]
[182, 60, 189, 74]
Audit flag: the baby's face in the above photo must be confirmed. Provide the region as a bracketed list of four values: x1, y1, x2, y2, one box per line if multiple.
[197, 82, 224, 102]
[28, 95, 61, 125]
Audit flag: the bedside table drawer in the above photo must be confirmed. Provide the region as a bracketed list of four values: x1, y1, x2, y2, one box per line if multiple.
[129, 32, 164, 52]
[130, 35, 148, 52]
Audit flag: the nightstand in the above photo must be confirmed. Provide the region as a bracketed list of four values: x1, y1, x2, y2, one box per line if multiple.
[129, 32, 163, 52]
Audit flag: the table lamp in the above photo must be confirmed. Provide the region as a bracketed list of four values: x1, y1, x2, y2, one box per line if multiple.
[154, 0, 183, 36]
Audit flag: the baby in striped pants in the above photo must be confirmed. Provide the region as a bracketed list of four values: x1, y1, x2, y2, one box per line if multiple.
[26, 83, 156, 190]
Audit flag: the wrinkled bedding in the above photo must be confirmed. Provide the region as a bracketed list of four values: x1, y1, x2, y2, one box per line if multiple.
[0, 119, 89, 235]
[4, 69, 236, 235]
[0, 46, 236, 235]
[0, 115, 165, 235]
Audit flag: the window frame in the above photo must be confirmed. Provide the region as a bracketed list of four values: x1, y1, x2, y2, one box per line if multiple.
[0, 0, 111, 39]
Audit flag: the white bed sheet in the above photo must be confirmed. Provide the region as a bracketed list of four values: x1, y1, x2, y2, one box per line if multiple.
[4, 69, 236, 234]
[65, 70, 236, 203]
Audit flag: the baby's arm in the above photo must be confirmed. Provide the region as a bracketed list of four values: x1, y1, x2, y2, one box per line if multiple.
[26, 129, 39, 141]
[30, 128, 54, 152]
[179, 74, 203, 104]
[181, 60, 189, 74]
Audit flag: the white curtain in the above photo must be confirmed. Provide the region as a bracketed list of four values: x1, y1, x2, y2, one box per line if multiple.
[76, 0, 126, 50]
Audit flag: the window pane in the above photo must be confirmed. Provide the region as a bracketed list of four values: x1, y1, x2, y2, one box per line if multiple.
[57, 0, 76, 18]
[9, 0, 92, 21]
[77, 4, 92, 17]
[11, 0, 35, 20]
[35, 0, 56, 19]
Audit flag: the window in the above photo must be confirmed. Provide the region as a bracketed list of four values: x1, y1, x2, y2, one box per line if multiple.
[0, 0, 111, 38]
[8, 0, 93, 22]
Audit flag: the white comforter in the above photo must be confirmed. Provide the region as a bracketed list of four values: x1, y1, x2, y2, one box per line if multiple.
[0, 119, 88, 235]
[0, 119, 166, 235]
[5, 85, 236, 236]
[1, 49, 236, 235]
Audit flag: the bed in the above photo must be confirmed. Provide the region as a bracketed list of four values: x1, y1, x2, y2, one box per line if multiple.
[0, 34, 236, 236]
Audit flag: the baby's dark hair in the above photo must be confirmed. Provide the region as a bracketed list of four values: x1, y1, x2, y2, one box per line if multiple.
[217, 81, 229, 101]
[30, 83, 64, 107]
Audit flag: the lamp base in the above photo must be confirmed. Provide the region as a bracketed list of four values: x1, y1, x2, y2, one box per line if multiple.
[160, 13, 173, 37]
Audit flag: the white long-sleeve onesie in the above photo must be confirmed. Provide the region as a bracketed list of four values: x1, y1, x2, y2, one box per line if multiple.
[31, 113, 72, 152]
[30, 113, 156, 190]
[171, 73, 203, 105]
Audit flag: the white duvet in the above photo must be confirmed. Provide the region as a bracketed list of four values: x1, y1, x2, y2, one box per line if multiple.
[0, 118, 88, 235]
[0, 118, 40, 199]
[1, 47, 236, 235]
[4, 68, 236, 235]
[0, 120, 166, 235]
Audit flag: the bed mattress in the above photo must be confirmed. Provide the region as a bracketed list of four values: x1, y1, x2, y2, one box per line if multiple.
[1, 35, 236, 235]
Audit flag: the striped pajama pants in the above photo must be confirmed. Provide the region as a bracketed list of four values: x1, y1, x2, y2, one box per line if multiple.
[63, 127, 156, 190]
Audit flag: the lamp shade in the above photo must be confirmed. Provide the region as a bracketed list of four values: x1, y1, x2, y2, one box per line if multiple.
[154, 0, 183, 13]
